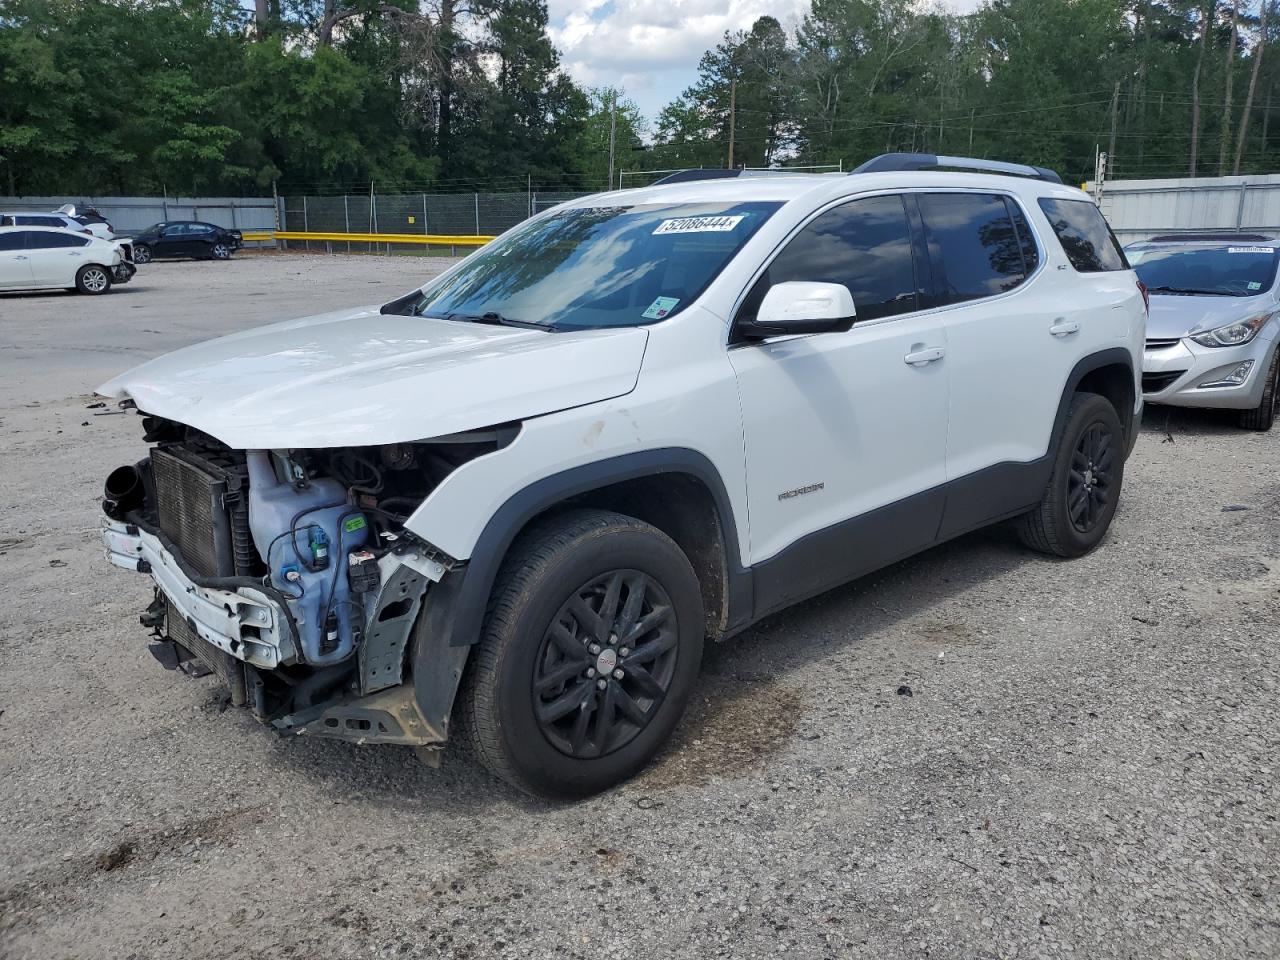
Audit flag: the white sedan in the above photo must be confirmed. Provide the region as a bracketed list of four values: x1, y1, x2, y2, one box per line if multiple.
[0, 226, 137, 295]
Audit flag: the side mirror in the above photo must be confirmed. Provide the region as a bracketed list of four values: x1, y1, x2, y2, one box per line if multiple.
[737, 281, 857, 341]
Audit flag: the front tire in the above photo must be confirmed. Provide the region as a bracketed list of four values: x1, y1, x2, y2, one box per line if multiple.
[132, 244, 152, 264]
[454, 509, 704, 799]
[1239, 349, 1280, 431]
[211, 242, 231, 260]
[1018, 392, 1125, 558]
[75, 264, 112, 295]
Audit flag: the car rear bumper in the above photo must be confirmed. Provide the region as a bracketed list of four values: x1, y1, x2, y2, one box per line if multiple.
[1142, 336, 1276, 410]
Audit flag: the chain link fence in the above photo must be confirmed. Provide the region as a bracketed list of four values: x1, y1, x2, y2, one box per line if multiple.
[281, 190, 596, 255]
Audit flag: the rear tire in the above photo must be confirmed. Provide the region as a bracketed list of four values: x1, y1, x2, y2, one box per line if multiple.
[1239, 349, 1280, 431]
[1018, 392, 1124, 558]
[75, 264, 112, 295]
[454, 509, 704, 799]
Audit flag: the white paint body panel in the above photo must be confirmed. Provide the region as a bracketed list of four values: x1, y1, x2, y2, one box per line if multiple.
[727, 313, 949, 563]
[98, 308, 649, 449]
[941, 196, 1146, 479]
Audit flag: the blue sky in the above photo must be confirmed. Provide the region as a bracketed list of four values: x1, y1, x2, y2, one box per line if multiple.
[547, 0, 983, 123]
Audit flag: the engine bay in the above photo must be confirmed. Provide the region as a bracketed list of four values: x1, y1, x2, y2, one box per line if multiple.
[101, 413, 514, 736]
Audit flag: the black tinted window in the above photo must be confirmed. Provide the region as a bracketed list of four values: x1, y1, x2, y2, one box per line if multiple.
[1037, 198, 1128, 272]
[30, 232, 89, 249]
[919, 193, 1029, 305]
[1008, 199, 1040, 274]
[18, 215, 64, 227]
[0, 232, 27, 251]
[753, 194, 918, 322]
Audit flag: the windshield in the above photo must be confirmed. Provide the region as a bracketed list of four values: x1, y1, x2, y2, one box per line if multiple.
[412, 201, 781, 330]
[1127, 242, 1280, 296]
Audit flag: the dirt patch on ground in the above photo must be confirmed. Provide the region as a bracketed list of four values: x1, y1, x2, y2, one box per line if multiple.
[639, 676, 805, 789]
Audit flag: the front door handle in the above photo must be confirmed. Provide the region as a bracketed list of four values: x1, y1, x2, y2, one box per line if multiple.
[1049, 318, 1080, 337]
[904, 346, 945, 366]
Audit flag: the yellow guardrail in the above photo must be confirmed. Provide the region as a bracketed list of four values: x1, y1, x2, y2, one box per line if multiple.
[276, 230, 494, 246]
[237, 230, 495, 247]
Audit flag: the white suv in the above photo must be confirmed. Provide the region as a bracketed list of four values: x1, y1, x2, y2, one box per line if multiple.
[97, 154, 1146, 798]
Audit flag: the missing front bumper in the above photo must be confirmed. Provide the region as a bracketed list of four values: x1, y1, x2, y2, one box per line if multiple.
[102, 517, 296, 668]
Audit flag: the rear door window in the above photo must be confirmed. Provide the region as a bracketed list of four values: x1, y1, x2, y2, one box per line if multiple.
[743, 194, 919, 323]
[17, 215, 65, 228]
[1037, 198, 1128, 272]
[0, 232, 28, 251]
[29, 232, 90, 249]
[917, 193, 1032, 306]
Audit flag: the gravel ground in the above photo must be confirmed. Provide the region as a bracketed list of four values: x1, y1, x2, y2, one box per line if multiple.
[1, 252, 1278, 959]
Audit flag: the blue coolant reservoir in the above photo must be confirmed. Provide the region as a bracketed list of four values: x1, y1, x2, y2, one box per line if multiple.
[246, 451, 368, 665]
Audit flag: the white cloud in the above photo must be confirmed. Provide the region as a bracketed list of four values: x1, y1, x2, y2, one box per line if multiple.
[549, 0, 985, 120]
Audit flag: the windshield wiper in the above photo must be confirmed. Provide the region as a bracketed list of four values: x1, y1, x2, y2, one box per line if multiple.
[436, 310, 547, 329]
[1147, 285, 1232, 296]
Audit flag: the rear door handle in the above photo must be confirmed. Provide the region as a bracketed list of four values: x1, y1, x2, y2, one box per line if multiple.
[12, 255, 28, 261]
[1049, 319, 1080, 337]
[904, 346, 945, 366]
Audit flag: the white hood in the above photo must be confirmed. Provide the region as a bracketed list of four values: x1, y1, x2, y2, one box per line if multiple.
[97, 306, 649, 449]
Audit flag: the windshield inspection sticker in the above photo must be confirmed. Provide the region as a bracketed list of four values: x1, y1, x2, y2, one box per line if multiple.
[653, 215, 745, 235]
[1228, 246, 1276, 254]
[1250, 281, 1264, 290]
[642, 296, 680, 320]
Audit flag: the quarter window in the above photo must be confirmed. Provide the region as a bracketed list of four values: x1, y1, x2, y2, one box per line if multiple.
[918, 193, 1030, 306]
[743, 194, 918, 324]
[1037, 198, 1128, 272]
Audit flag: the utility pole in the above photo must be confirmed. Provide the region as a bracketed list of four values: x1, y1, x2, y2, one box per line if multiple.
[1108, 81, 1120, 167]
[968, 107, 975, 153]
[727, 79, 737, 169]
[607, 93, 617, 190]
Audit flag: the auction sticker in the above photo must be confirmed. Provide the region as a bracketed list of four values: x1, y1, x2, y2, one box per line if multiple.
[1228, 246, 1275, 254]
[654, 215, 744, 235]
[642, 296, 680, 319]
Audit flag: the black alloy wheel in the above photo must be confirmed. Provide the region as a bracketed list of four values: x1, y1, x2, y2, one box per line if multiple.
[532, 570, 679, 758]
[452, 509, 704, 799]
[1018, 391, 1125, 557]
[1067, 422, 1114, 533]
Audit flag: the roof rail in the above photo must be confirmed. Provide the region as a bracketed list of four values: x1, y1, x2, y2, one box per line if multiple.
[1146, 232, 1274, 243]
[650, 169, 744, 185]
[852, 153, 1063, 185]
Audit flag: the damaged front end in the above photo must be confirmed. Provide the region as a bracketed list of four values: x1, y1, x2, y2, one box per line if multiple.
[100, 415, 507, 751]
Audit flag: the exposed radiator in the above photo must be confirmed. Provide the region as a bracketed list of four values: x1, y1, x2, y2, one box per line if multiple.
[151, 445, 262, 579]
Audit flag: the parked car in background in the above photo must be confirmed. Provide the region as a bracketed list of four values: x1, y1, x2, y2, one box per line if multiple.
[1127, 233, 1280, 430]
[56, 203, 116, 241]
[1, 211, 92, 235]
[97, 153, 1145, 798]
[130, 221, 242, 263]
[0, 226, 136, 295]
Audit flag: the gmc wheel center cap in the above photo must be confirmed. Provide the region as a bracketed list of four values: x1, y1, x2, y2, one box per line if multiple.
[596, 648, 618, 674]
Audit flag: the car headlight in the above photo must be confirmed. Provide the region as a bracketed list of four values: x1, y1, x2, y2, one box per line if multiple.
[1189, 313, 1271, 347]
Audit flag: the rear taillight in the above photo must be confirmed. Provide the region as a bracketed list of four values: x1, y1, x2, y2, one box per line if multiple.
[81, 228, 92, 235]
[1136, 280, 1150, 313]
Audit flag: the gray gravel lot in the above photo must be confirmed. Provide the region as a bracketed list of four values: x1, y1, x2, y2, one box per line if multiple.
[1, 252, 1278, 959]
